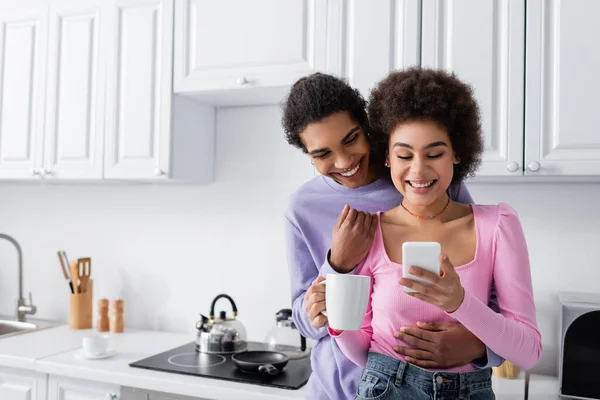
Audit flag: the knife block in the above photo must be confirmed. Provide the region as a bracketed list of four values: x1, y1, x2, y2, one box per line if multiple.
[69, 280, 93, 329]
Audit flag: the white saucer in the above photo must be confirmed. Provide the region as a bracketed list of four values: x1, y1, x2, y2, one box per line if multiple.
[75, 349, 116, 360]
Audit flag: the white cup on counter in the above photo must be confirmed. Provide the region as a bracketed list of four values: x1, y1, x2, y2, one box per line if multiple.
[82, 334, 111, 357]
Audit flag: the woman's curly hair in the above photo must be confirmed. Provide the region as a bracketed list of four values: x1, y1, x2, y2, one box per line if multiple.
[281, 73, 369, 152]
[368, 67, 484, 184]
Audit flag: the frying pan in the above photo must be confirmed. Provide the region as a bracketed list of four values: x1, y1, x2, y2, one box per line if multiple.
[232, 350, 289, 375]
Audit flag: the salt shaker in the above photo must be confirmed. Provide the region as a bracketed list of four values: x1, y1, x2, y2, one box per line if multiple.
[97, 298, 109, 332]
[110, 298, 124, 333]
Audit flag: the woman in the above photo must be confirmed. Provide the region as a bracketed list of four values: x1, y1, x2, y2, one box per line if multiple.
[281, 73, 503, 400]
[328, 68, 542, 399]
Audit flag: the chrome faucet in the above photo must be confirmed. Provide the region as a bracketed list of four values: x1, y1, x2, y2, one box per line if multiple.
[0, 234, 36, 321]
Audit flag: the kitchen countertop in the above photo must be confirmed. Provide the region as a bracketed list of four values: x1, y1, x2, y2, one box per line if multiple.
[526, 373, 561, 400]
[0, 323, 560, 400]
[490, 371, 561, 400]
[5, 325, 304, 400]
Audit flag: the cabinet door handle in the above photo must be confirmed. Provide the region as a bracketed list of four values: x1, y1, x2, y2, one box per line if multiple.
[105, 393, 118, 400]
[154, 168, 166, 176]
[30, 169, 41, 176]
[237, 76, 250, 86]
[527, 161, 541, 172]
[41, 168, 54, 176]
[506, 161, 519, 172]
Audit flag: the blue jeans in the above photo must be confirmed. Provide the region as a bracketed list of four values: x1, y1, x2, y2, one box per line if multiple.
[356, 352, 495, 400]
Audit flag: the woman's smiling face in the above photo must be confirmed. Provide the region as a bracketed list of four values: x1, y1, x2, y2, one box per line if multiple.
[387, 120, 458, 207]
[300, 111, 376, 188]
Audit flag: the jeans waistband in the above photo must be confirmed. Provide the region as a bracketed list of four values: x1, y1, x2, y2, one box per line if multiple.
[365, 351, 492, 392]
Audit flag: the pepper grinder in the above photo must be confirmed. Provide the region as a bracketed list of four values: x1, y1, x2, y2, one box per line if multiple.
[97, 298, 109, 332]
[110, 298, 124, 333]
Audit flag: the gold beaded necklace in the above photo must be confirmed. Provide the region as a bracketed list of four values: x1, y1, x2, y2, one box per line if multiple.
[401, 197, 451, 220]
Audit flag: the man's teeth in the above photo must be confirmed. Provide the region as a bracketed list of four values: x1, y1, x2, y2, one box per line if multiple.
[340, 163, 360, 177]
[409, 180, 434, 188]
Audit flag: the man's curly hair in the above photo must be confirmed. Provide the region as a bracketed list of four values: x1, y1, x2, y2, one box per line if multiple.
[368, 67, 484, 184]
[281, 73, 369, 152]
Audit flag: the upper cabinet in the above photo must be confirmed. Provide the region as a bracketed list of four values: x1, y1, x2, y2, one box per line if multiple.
[173, 0, 423, 105]
[173, 0, 343, 105]
[0, 0, 215, 183]
[422, 0, 525, 177]
[103, 0, 174, 180]
[1, 0, 600, 181]
[422, 0, 600, 179]
[341, 0, 421, 97]
[103, 0, 214, 182]
[524, 0, 600, 176]
[0, 3, 47, 180]
[90, 0, 215, 182]
[43, 0, 107, 179]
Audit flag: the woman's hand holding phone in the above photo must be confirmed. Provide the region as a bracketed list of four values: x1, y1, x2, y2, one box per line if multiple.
[400, 253, 465, 313]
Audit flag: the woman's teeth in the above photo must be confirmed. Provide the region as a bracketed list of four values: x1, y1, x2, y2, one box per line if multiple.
[408, 180, 435, 188]
[340, 163, 360, 177]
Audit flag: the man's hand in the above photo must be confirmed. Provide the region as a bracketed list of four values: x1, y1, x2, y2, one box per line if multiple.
[304, 276, 328, 328]
[393, 321, 486, 368]
[329, 205, 377, 273]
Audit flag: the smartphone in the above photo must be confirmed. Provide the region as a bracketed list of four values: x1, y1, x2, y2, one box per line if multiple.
[402, 242, 441, 293]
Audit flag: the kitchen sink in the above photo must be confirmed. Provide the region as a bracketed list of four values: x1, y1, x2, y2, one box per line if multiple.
[0, 316, 59, 339]
[0, 320, 37, 336]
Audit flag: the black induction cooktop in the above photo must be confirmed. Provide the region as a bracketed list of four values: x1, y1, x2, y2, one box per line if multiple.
[129, 341, 312, 390]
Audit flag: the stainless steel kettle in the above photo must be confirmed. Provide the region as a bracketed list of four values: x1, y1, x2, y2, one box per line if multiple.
[195, 294, 247, 354]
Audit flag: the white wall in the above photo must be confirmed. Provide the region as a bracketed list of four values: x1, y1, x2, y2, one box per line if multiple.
[0, 105, 598, 376]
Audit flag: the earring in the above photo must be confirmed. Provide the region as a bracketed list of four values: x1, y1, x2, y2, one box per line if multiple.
[384, 161, 389, 167]
[311, 161, 314, 165]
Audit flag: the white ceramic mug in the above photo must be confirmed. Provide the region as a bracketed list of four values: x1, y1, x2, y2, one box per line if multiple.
[320, 273, 370, 331]
[82, 334, 110, 357]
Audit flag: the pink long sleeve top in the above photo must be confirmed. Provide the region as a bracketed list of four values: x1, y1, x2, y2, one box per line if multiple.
[330, 203, 542, 372]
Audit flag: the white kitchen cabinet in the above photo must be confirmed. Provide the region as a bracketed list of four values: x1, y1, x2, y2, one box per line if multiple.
[104, 0, 214, 182]
[121, 387, 210, 400]
[0, 366, 46, 400]
[104, 0, 171, 180]
[48, 375, 120, 400]
[525, 0, 600, 176]
[422, 0, 526, 177]
[0, 0, 106, 181]
[342, 0, 421, 98]
[0, 2, 47, 180]
[174, 0, 421, 104]
[146, 393, 207, 400]
[3, 0, 600, 181]
[0, 0, 214, 183]
[42, 0, 108, 180]
[173, 0, 343, 106]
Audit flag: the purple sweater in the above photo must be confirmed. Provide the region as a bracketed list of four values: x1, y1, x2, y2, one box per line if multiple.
[284, 176, 502, 400]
